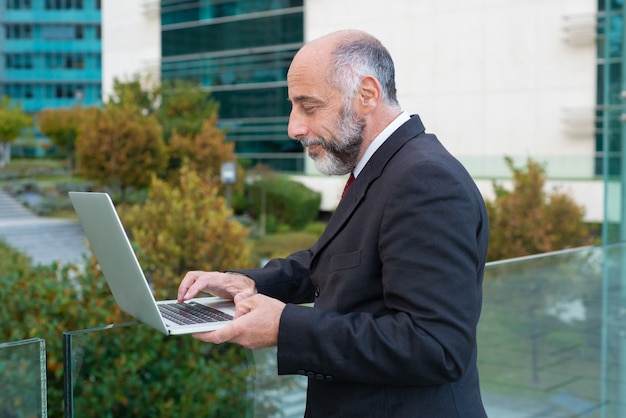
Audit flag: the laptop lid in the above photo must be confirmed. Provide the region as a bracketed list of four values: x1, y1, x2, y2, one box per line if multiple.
[68, 191, 234, 335]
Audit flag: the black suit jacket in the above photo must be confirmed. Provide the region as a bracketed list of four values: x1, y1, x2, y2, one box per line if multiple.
[239, 115, 489, 417]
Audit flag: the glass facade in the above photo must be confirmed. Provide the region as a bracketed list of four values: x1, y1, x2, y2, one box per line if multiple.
[0, 0, 102, 113]
[598, 0, 626, 243]
[160, 0, 305, 172]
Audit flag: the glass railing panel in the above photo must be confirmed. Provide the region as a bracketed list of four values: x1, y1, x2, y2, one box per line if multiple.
[63, 322, 307, 418]
[63, 243, 626, 417]
[480, 243, 625, 417]
[0, 337, 47, 417]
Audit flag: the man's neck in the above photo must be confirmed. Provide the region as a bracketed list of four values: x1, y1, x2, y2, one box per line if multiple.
[357, 106, 403, 160]
[354, 109, 409, 177]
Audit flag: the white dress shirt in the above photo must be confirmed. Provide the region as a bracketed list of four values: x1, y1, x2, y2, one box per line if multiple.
[353, 111, 410, 178]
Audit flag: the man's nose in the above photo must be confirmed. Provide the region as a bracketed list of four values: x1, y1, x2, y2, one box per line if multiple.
[287, 110, 308, 139]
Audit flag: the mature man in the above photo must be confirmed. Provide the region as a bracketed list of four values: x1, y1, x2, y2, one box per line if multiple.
[178, 29, 489, 417]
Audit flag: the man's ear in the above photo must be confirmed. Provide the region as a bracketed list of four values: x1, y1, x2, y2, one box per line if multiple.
[354, 75, 382, 116]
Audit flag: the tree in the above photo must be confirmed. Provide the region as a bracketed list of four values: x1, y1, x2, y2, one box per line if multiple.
[485, 157, 594, 261]
[107, 75, 158, 116]
[168, 114, 236, 177]
[37, 106, 98, 176]
[119, 162, 253, 299]
[155, 79, 220, 141]
[75, 106, 167, 200]
[0, 96, 33, 168]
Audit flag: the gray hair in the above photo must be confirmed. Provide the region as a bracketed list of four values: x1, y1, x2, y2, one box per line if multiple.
[329, 34, 400, 107]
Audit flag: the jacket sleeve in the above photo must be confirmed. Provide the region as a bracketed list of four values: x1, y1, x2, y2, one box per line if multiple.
[233, 249, 315, 304]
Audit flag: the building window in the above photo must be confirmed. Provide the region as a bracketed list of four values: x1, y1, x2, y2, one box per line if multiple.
[54, 84, 77, 99]
[6, 24, 33, 39]
[42, 25, 75, 40]
[24, 85, 34, 99]
[44, 53, 86, 69]
[596, 0, 624, 176]
[4, 84, 34, 100]
[7, 0, 32, 9]
[6, 54, 34, 69]
[45, 0, 84, 9]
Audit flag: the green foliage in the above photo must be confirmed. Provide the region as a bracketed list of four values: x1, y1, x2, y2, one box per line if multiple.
[167, 116, 243, 190]
[155, 79, 220, 141]
[0, 240, 253, 417]
[37, 106, 99, 176]
[0, 96, 33, 168]
[0, 96, 32, 143]
[37, 107, 92, 152]
[119, 162, 253, 299]
[485, 157, 594, 261]
[248, 175, 322, 231]
[107, 76, 159, 116]
[75, 106, 168, 199]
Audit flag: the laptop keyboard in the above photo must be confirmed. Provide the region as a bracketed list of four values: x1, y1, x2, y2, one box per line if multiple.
[158, 301, 233, 325]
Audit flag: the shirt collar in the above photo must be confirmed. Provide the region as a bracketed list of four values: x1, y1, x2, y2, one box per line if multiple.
[353, 111, 410, 177]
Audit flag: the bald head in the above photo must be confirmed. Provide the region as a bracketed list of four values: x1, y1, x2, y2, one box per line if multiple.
[289, 30, 399, 107]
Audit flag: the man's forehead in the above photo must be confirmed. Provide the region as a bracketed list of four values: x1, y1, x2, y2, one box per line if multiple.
[288, 66, 324, 99]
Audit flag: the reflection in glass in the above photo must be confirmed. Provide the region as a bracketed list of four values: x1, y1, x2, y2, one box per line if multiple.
[0, 337, 47, 418]
[63, 322, 306, 417]
[480, 244, 624, 417]
[61, 243, 626, 417]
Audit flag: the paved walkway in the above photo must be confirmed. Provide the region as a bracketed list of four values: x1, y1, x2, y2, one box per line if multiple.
[0, 190, 89, 265]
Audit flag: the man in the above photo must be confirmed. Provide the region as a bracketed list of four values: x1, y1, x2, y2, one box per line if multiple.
[178, 29, 489, 417]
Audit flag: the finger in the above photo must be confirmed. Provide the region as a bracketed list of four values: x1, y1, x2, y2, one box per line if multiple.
[233, 297, 253, 319]
[177, 271, 201, 302]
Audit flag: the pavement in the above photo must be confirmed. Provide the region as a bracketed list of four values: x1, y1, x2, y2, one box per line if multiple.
[0, 190, 89, 265]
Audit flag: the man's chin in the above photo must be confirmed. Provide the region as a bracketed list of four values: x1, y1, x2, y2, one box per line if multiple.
[312, 161, 349, 176]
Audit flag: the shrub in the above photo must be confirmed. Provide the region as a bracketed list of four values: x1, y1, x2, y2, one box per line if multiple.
[0, 241, 252, 417]
[119, 163, 253, 300]
[485, 157, 595, 261]
[248, 176, 321, 231]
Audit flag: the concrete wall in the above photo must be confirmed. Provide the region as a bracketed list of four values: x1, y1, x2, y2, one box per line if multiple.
[101, 0, 161, 102]
[303, 0, 602, 221]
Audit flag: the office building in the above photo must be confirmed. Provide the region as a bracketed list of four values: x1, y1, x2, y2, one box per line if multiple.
[101, 1, 618, 226]
[160, 0, 304, 172]
[0, 0, 102, 155]
[0, 0, 102, 111]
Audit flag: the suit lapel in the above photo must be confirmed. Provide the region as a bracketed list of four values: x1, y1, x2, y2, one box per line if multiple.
[311, 115, 426, 255]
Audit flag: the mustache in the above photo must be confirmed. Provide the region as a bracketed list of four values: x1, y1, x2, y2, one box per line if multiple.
[299, 137, 325, 149]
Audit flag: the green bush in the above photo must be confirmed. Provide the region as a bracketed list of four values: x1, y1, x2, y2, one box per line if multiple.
[248, 176, 321, 231]
[0, 241, 252, 417]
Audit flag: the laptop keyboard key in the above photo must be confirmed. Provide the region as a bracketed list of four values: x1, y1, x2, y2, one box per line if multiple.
[158, 301, 233, 325]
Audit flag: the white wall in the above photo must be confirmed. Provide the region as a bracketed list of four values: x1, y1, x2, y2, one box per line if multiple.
[101, 0, 161, 102]
[303, 0, 603, 221]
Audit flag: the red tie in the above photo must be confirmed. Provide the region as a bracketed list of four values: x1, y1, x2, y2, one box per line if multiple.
[341, 173, 355, 199]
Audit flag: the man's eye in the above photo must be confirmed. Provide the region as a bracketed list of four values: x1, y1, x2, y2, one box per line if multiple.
[303, 106, 317, 114]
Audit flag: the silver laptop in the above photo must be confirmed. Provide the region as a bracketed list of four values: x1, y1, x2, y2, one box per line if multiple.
[68, 191, 235, 335]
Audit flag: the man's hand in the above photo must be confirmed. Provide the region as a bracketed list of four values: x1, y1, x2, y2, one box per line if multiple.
[192, 293, 285, 349]
[177, 271, 257, 302]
